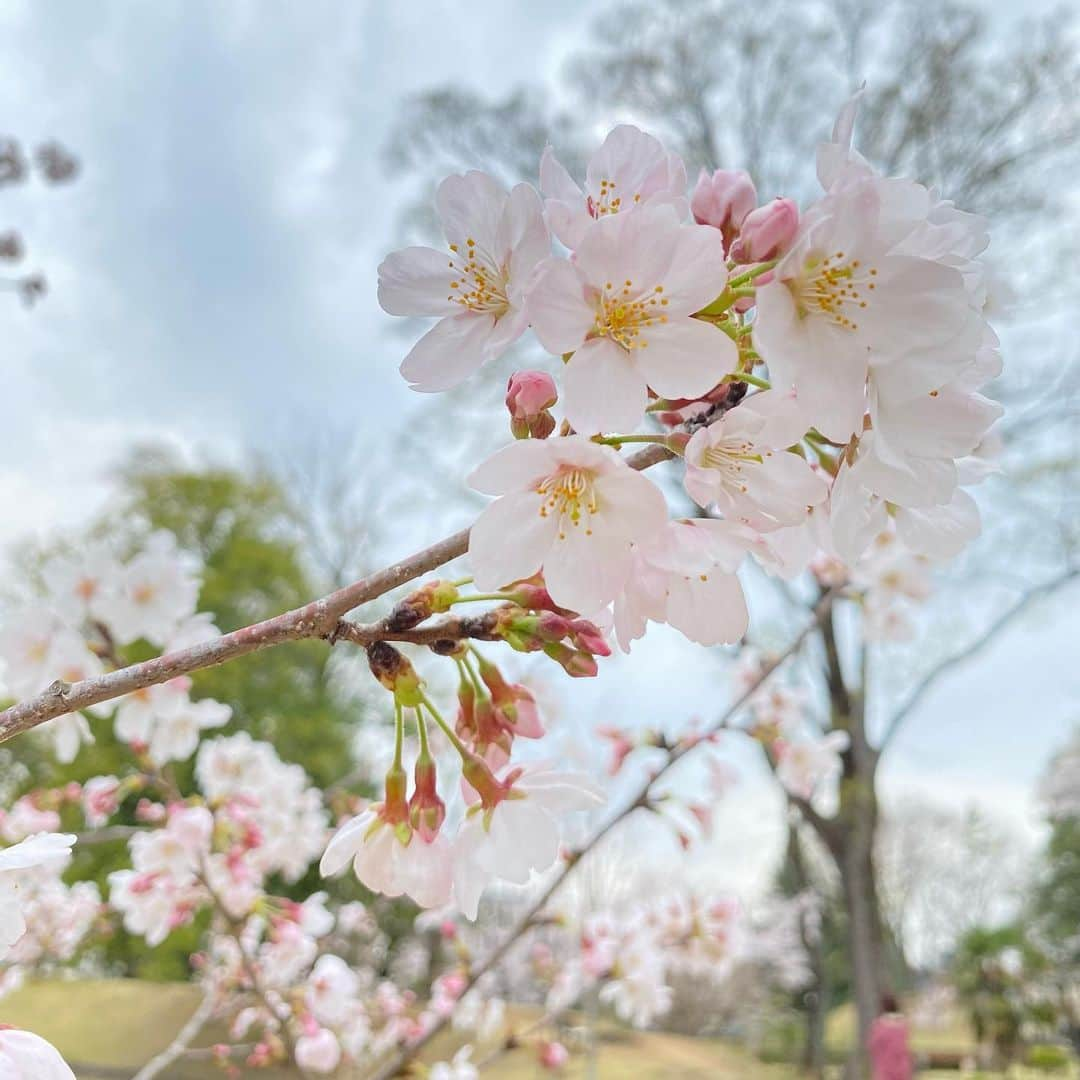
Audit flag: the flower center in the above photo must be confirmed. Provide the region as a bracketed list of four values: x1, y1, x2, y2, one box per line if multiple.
[446, 237, 510, 317]
[699, 439, 764, 493]
[586, 177, 643, 219]
[132, 583, 156, 605]
[537, 467, 599, 539]
[591, 280, 668, 350]
[791, 250, 877, 331]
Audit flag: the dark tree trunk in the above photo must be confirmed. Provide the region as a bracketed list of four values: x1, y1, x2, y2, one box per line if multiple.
[836, 797, 884, 1080]
[819, 608, 885, 1080]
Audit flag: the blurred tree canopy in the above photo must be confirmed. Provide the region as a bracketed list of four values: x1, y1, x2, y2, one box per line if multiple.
[387, 0, 1080, 236]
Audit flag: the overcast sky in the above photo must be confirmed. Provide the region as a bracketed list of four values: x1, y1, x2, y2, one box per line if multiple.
[2, 0, 1076, 898]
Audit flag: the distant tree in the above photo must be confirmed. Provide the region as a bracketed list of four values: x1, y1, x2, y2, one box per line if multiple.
[877, 800, 1031, 971]
[952, 924, 1052, 1069]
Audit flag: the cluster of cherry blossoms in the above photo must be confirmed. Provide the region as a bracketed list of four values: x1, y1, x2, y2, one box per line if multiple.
[0, 533, 225, 764]
[351, 93, 1003, 919]
[321, 636, 604, 919]
[0, 85, 1008, 1077]
[382, 94, 1001, 638]
[108, 734, 328, 946]
[0, 832, 79, 1078]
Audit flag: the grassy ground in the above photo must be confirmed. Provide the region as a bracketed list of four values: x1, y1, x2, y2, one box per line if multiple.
[1, 979, 1075, 1078]
[0, 979, 793, 1078]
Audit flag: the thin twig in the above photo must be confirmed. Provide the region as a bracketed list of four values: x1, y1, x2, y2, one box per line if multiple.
[474, 1005, 567, 1071]
[879, 567, 1079, 749]
[0, 446, 672, 744]
[130, 989, 216, 1080]
[369, 591, 834, 1080]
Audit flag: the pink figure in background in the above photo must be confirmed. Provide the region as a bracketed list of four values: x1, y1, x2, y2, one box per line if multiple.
[868, 993, 914, 1080]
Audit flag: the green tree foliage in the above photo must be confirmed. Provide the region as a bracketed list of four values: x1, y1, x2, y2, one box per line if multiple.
[952, 925, 1053, 1067]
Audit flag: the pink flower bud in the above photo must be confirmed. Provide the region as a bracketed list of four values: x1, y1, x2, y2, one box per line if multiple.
[506, 370, 558, 439]
[540, 1041, 570, 1070]
[691, 168, 756, 249]
[409, 756, 446, 842]
[730, 197, 799, 264]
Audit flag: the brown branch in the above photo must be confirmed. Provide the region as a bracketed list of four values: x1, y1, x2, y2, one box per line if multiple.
[788, 791, 842, 853]
[332, 608, 510, 649]
[0, 443, 674, 745]
[369, 591, 835, 1080]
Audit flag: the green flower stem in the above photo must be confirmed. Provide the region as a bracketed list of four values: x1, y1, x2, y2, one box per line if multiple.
[725, 371, 771, 389]
[414, 707, 431, 760]
[461, 652, 489, 701]
[392, 699, 404, 772]
[450, 592, 514, 606]
[419, 692, 471, 759]
[726, 259, 778, 289]
[592, 433, 671, 448]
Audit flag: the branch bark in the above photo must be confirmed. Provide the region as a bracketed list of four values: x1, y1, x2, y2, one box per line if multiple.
[0, 444, 674, 745]
[368, 591, 835, 1080]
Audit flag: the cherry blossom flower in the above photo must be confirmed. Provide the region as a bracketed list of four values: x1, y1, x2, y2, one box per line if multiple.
[683, 389, 827, 528]
[467, 436, 667, 614]
[453, 764, 603, 920]
[0, 799, 61, 844]
[96, 532, 201, 647]
[40, 543, 121, 625]
[0, 608, 60, 700]
[829, 434, 983, 563]
[306, 954, 361, 1027]
[379, 171, 549, 392]
[114, 677, 230, 764]
[3, 864, 100, 968]
[0, 1028, 76, 1080]
[295, 1026, 342, 1074]
[613, 519, 750, 650]
[0, 832, 76, 960]
[540, 124, 687, 250]
[775, 731, 850, 801]
[598, 942, 673, 1027]
[81, 775, 122, 828]
[528, 205, 734, 434]
[430, 1045, 479, 1080]
[195, 735, 327, 882]
[320, 808, 454, 910]
[753, 180, 977, 443]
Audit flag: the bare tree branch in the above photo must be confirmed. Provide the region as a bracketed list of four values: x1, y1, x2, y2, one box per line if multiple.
[0, 445, 672, 744]
[131, 989, 215, 1080]
[880, 567, 1080, 749]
